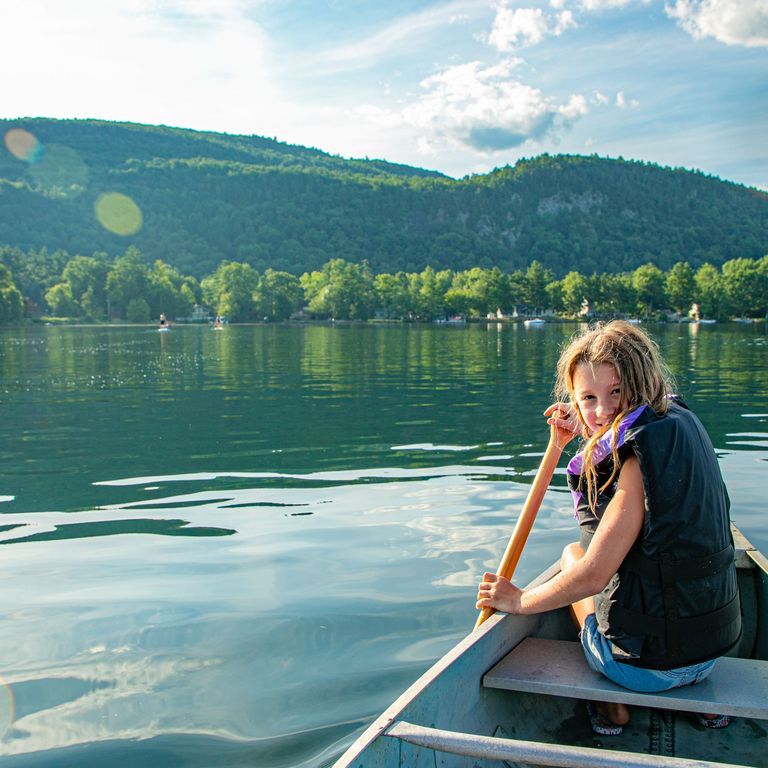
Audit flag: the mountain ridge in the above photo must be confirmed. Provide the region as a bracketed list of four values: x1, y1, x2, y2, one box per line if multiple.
[1, 118, 766, 279]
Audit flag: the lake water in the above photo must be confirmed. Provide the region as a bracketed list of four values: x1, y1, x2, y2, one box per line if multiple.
[1, 322, 766, 767]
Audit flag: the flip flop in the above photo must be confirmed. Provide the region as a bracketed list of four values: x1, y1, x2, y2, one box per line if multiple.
[695, 713, 730, 729]
[586, 701, 624, 736]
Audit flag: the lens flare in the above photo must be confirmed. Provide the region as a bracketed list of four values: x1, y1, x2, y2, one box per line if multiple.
[95, 192, 143, 236]
[4, 128, 43, 163]
[29, 145, 89, 198]
[0, 677, 14, 740]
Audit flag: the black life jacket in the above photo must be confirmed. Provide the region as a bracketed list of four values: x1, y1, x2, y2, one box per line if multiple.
[567, 398, 742, 669]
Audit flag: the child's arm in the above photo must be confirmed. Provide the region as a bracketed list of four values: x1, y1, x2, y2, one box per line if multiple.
[477, 456, 645, 615]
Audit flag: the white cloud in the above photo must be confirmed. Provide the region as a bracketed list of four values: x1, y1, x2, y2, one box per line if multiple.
[313, 0, 489, 72]
[553, 9, 578, 33]
[489, 4, 577, 51]
[665, 0, 768, 47]
[490, 7, 549, 49]
[578, 0, 638, 9]
[616, 90, 640, 108]
[396, 59, 589, 153]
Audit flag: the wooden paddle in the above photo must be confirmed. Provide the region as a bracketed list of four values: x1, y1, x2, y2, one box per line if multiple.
[474, 419, 568, 629]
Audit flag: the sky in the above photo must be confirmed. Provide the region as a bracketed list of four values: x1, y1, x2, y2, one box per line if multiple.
[2, 0, 767, 188]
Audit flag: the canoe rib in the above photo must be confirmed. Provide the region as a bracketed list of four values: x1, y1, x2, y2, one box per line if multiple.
[386, 721, 757, 768]
[484, 637, 768, 720]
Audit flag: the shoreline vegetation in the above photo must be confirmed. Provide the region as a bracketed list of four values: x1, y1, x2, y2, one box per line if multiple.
[29, 316, 767, 328]
[1, 245, 766, 327]
[1, 123, 766, 326]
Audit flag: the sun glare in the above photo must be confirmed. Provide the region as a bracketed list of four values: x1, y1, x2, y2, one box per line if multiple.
[4, 128, 43, 163]
[95, 192, 143, 236]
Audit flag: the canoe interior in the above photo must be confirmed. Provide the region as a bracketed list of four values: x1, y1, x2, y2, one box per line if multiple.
[333, 529, 768, 768]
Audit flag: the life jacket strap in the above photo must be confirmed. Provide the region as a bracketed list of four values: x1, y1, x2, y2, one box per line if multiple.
[610, 593, 741, 641]
[622, 544, 734, 584]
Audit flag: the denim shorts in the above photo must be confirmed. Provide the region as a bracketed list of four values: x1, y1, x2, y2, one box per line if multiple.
[580, 613, 716, 693]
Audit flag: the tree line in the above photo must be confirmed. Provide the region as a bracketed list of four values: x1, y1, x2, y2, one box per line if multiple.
[1, 243, 766, 324]
[3, 120, 768, 281]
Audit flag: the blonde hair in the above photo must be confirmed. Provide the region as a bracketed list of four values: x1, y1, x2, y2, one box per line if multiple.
[555, 320, 674, 510]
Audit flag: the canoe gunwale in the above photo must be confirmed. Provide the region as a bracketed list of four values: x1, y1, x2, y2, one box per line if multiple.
[331, 525, 767, 768]
[331, 562, 560, 767]
[385, 721, 758, 768]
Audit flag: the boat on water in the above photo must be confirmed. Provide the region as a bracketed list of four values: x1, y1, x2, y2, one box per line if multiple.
[333, 524, 767, 768]
[524, 318, 546, 326]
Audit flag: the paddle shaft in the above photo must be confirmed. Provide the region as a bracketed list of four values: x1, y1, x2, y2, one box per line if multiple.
[475, 426, 564, 629]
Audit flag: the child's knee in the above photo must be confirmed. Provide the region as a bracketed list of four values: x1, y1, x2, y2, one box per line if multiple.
[560, 542, 585, 570]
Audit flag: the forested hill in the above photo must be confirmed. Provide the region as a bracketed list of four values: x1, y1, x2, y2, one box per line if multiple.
[1, 117, 766, 279]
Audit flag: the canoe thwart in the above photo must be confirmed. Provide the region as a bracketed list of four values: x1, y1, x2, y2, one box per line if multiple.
[483, 638, 768, 720]
[386, 721, 757, 768]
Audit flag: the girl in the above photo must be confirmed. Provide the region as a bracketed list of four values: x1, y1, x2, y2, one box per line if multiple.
[477, 321, 741, 735]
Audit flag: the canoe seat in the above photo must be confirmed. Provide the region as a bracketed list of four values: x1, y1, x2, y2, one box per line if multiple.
[483, 638, 768, 720]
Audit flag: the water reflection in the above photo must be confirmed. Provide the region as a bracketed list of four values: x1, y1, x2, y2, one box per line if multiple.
[0, 465, 576, 762]
[1, 322, 766, 766]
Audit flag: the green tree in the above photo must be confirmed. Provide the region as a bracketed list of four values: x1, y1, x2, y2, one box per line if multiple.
[443, 286, 473, 317]
[524, 261, 552, 313]
[546, 279, 564, 314]
[665, 261, 695, 315]
[375, 272, 411, 318]
[561, 270, 589, 316]
[476, 267, 509, 314]
[595, 273, 636, 315]
[411, 266, 452, 320]
[45, 283, 79, 316]
[147, 260, 197, 319]
[0, 264, 24, 322]
[201, 261, 259, 321]
[507, 270, 527, 312]
[301, 259, 375, 320]
[254, 269, 302, 320]
[447, 268, 504, 316]
[757, 255, 768, 317]
[693, 263, 726, 320]
[179, 282, 198, 317]
[62, 255, 109, 318]
[106, 247, 149, 319]
[126, 297, 151, 323]
[632, 263, 665, 316]
[721, 258, 766, 318]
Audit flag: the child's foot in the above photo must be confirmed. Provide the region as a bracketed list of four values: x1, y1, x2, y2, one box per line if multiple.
[586, 701, 629, 736]
[695, 713, 730, 729]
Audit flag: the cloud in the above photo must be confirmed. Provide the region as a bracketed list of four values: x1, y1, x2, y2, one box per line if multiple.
[398, 59, 589, 153]
[616, 90, 640, 109]
[577, 0, 639, 9]
[665, 0, 768, 47]
[490, 7, 549, 49]
[489, 4, 577, 51]
[314, 0, 489, 72]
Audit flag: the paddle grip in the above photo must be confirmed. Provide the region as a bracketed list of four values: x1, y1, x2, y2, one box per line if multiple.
[474, 427, 564, 629]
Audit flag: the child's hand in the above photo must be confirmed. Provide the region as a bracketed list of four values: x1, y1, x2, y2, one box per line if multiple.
[544, 402, 583, 447]
[476, 572, 525, 614]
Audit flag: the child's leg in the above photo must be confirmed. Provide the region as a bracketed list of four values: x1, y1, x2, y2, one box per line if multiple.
[561, 542, 630, 728]
[560, 543, 595, 629]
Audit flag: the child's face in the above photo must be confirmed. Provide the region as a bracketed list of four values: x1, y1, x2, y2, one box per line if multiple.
[572, 362, 622, 435]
